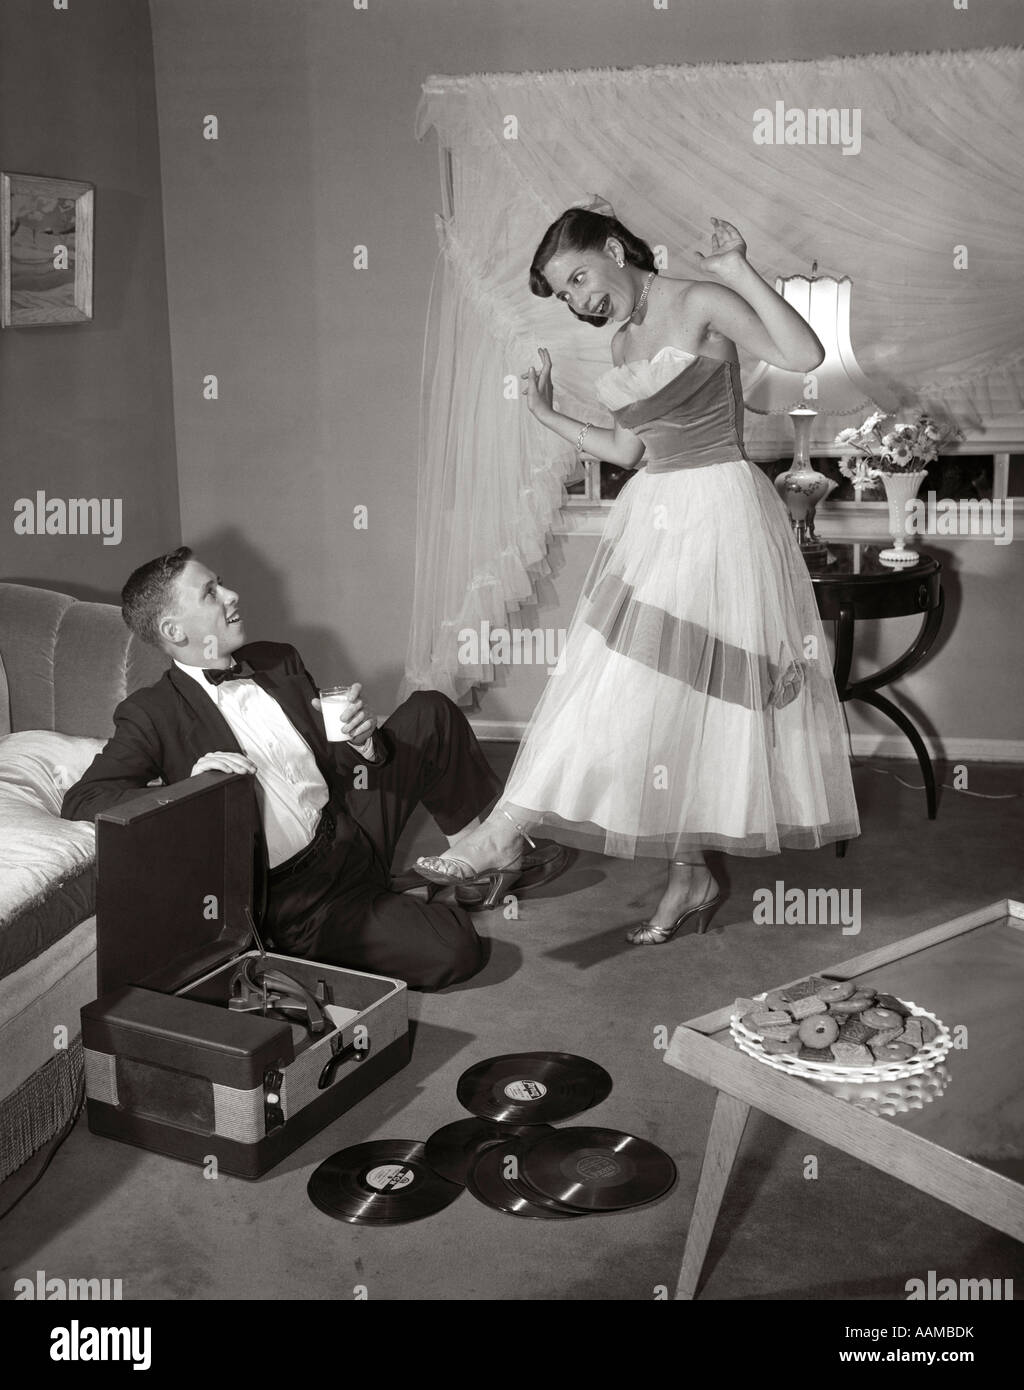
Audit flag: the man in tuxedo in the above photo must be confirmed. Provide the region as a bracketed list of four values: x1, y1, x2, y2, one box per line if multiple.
[62, 547, 504, 991]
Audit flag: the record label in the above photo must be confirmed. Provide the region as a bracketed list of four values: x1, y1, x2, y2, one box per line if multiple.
[503, 1080, 547, 1101]
[574, 1153, 620, 1181]
[365, 1164, 416, 1192]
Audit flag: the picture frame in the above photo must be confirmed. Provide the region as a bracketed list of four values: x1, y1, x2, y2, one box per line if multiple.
[1, 171, 94, 327]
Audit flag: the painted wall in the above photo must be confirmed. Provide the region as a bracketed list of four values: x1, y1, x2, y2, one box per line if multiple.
[147, 0, 1023, 743]
[0, 0, 179, 601]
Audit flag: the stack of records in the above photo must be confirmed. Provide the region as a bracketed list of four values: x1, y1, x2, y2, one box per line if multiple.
[307, 1051, 676, 1225]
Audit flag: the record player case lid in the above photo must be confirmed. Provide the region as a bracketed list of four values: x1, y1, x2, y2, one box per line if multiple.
[95, 770, 262, 997]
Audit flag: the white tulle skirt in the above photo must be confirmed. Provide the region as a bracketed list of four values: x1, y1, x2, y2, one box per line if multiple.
[503, 459, 861, 858]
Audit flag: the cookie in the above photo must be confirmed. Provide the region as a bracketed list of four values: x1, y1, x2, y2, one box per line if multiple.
[861, 1006, 903, 1031]
[830, 1041, 874, 1066]
[874, 992, 911, 1017]
[828, 994, 875, 1015]
[814, 979, 856, 1003]
[838, 1019, 872, 1045]
[764, 988, 794, 1012]
[799, 1044, 835, 1062]
[919, 1016, 939, 1045]
[897, 1018, 924, 1050]
[750, 1009, 792, 1030]
[790, 996, 828, 1020]
[798, 1014, 840, 1048]
[760, 1022, 801, 1041]
[762, 1035, 801, 1056]
[869, 1027, 904, 1047]
[766, 978, 828, 1009]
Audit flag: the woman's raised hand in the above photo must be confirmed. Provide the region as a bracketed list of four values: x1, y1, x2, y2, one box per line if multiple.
[695, 217, 749, 280]
[521, 348, 555, 421]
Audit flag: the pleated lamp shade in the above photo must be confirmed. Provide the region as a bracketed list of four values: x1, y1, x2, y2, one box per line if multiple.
[743, 272, 894, 430]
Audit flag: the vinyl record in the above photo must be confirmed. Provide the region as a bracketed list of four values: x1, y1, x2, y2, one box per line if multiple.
[519, 1127, 677, 1212]
[456, 1051, 613, 1124]
[423, 1118, 554, 1186]
[467, 1136, 587, 1220]
[307, 1141, 463, 1225]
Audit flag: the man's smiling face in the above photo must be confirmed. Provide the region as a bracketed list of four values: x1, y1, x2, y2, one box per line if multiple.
[160, 559, 246, 665]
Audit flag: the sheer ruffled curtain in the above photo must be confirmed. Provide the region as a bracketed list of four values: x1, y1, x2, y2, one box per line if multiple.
[402, 47, 1024, 701]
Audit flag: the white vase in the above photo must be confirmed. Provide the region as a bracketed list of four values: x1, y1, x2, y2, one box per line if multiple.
[879, 469, 929, 566]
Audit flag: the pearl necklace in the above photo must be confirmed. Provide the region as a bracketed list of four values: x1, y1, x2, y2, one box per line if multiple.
[630, 271, 656, 321]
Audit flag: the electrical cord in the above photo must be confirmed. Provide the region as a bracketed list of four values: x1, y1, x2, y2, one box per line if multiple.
[855, 763, 1022, 799]
[839, 705, 1021, 798]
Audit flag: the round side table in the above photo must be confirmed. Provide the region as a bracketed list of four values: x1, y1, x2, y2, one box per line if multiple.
[808, 543, 944, 857]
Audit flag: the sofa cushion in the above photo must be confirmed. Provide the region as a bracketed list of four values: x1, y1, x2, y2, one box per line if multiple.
[0, 732, 105, 978]
[0, 583, 168, 738]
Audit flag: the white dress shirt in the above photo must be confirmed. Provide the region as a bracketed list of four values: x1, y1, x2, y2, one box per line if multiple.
[174, 660, 329, 868]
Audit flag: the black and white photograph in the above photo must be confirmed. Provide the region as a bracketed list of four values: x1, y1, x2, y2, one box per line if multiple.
[0, 0, 1021, 1346]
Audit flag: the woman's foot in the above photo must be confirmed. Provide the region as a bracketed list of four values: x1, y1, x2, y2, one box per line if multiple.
[625, 860, 721, 945]
[649, 862, 718, 932]
[415, 810, 525, 885]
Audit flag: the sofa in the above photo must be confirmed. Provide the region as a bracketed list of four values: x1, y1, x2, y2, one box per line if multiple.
[0, 582, 167, 1212]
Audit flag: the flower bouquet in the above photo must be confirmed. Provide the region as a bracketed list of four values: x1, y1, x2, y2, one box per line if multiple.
[835, 411, 962, 566]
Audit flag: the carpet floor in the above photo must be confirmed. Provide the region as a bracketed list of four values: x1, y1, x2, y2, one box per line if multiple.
[2, 753, 1021, 1302]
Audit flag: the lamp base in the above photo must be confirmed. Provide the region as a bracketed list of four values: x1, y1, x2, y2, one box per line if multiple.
[798, 539, 835, 567]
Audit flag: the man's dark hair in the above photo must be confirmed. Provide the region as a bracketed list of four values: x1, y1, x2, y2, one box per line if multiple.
[529, 208, 657, 326]
[121, 546, 193, 647]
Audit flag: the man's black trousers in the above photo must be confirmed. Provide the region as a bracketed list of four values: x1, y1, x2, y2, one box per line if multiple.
[263, 691, 501, 990]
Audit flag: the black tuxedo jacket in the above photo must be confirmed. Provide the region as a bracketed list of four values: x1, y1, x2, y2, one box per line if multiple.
[62, 642, 390, 888]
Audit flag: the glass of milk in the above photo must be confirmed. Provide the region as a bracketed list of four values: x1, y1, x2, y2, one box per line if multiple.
[318, 685, 359, 742]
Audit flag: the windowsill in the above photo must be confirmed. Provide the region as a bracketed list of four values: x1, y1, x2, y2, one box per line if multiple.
[815, 497, 1022, 541]
[553, 497, 1023, 539]
[553, 434, 1022, 538]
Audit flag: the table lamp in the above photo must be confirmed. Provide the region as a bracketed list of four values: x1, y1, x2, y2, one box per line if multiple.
[744, 266, 891, 560]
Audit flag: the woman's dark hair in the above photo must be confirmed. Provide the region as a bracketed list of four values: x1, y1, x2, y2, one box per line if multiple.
[529, 209, 657, 326]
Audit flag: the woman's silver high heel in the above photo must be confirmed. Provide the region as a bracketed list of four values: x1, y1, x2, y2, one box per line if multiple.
[624, 895, 722, 944]
[625, 863, 722, 944]
[415, 809, 534, 911]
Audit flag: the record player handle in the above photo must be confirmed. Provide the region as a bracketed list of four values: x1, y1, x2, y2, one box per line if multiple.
[318, 1034, 371, 1089]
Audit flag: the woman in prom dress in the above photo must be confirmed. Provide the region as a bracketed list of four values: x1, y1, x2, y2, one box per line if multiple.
[418, 205, 860, 942]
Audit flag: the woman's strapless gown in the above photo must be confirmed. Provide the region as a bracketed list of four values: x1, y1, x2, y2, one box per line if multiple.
[502, 346, 861, 858]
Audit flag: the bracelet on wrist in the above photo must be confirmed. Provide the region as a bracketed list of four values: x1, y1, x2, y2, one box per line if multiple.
[576, 422, 593, 452]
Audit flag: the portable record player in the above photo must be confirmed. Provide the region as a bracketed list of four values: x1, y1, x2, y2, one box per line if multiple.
[81, 772, 410, 1179]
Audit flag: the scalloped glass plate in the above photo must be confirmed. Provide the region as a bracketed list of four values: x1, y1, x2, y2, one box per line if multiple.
[729, 995, 953, 1084]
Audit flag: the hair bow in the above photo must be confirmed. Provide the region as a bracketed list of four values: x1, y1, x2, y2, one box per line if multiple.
[570, 193, 616, 219]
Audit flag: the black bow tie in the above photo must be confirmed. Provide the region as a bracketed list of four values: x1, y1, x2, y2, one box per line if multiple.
[204, 660, 255, 686]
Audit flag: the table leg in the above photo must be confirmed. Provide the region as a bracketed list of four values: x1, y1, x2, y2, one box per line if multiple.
[847, 588, 945, 698]
[674, 1090, 750, 1300]
[832, 607, 856, 858]
[831, 605, 855, 696]
[854, 688, 938, 819]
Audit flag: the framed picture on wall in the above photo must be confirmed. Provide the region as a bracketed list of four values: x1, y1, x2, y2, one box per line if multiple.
[1, 172, 94, 327]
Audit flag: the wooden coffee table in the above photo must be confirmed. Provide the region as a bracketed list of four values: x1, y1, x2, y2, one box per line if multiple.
[664, 900, 1024, 1299]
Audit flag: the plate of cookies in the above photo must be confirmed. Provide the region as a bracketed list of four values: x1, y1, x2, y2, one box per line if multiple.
[729, 976, 952, 1082]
